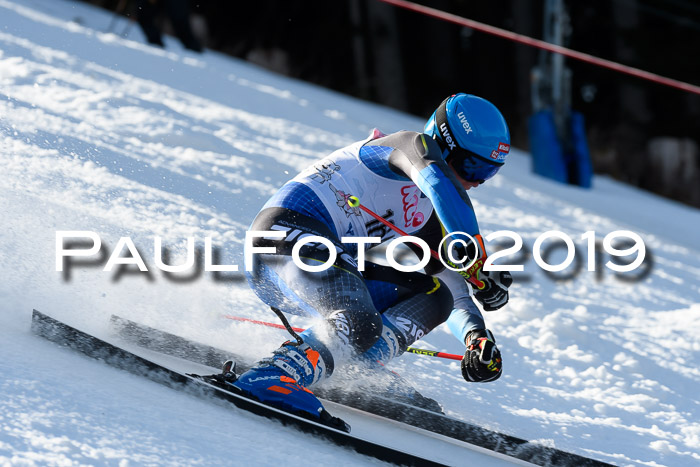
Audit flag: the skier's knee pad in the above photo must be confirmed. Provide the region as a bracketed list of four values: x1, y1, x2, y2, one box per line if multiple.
[327, 307, 383, 354]
[361, 316, 407, 367]
[298, 306, 382, 380]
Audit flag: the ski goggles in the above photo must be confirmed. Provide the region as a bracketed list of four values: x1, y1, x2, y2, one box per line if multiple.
[451, 148, 502, 183]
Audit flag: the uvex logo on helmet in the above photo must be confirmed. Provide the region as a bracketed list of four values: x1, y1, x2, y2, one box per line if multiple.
[439, 123, 457, 150]
[457, 112, 473, 134]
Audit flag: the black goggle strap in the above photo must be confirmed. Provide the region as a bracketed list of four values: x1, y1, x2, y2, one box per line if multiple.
[433, 96, 455, 155]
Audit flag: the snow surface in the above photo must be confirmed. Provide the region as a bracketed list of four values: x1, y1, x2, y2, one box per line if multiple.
[1, 0, 699, 465]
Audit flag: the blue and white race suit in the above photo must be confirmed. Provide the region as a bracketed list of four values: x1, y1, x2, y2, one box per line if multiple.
[246, 129, 487, 379]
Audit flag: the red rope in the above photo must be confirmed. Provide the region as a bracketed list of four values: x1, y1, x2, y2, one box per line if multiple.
[378, 0, 700, 96]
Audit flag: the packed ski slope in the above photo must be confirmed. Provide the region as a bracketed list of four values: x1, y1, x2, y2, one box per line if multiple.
[1, 0, 699, 465]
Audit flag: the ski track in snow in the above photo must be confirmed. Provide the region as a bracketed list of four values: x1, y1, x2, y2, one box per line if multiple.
[1, 0, 700, 465]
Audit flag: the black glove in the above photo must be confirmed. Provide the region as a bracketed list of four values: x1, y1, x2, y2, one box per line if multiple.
[472, 270, 513, 311]
[461, 329, 502, 382]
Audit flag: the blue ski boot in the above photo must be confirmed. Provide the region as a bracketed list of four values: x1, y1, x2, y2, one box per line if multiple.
[232, 343, 349, 431]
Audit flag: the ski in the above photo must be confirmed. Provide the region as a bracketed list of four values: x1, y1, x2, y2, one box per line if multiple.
[108, 314, 445, 414]
[109, 314, 240, 370]
[31, 310, 446, 467]
[108, 314, 611, 467]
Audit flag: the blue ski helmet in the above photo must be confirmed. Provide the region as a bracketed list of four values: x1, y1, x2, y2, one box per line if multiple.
[424, 93, 510, 183]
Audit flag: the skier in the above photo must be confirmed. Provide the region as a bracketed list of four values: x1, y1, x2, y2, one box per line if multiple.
[234, 93, 513, 420]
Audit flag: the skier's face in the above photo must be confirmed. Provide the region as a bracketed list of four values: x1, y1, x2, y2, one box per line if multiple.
[448, 159, 482, 191]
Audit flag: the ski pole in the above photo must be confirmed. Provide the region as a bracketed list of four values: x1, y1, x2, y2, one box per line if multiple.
[346, 195, 486, 289]
[346, 195, 440, 260]
[225, 315, 305, 333]
[224, 315, 463, 361]
[403, 347, 463, 361]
